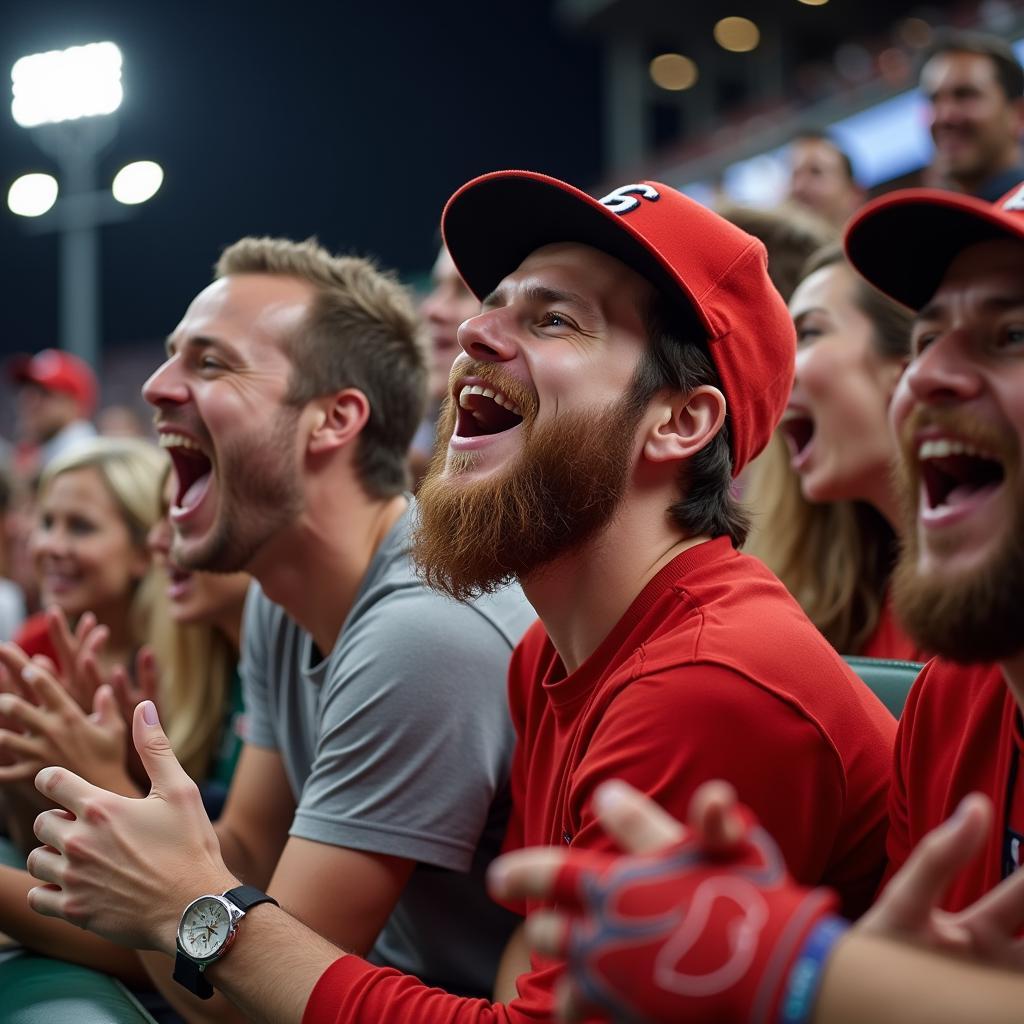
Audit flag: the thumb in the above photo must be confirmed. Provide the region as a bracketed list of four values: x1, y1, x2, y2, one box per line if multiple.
[131, 700, 187, 794]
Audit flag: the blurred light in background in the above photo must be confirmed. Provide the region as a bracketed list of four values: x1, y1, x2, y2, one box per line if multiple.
[112, 161, 164, 205]
[796, 0, 830, 6]
[11, 42, 123, 128]
[897, 17, 933, 48]
[649, 53, 699, 91]
[7, 173, 59, 217]
[714, 17, 760, 53]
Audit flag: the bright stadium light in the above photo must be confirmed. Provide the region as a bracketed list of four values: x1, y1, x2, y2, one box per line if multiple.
[11, 41, 123, 127]
[112, 160, 163, 204]
[7, 173, 59, 216]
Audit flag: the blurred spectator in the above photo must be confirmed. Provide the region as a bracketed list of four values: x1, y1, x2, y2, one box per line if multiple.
[14, 437, 165, 675]
[718, 202, 836, 302]
[745, 245, 922, 658]
[97, 403, 151, 440]
[786, 132, 864, 230]
[0, 462, 26, 641]
[408, 244, 480, 484]
[919, 29, 1024, 201]
[9, 349, 98, 477]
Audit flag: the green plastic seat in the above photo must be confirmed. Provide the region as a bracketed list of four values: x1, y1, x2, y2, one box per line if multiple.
[844, 656, 924, 718]
[0, 839, 157, 1023]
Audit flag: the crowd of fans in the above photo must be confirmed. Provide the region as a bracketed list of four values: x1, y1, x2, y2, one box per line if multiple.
[0, 25, 1022, 1024]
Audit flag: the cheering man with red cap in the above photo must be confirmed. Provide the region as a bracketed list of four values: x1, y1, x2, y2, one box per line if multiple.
[23, 172, 895, 1024]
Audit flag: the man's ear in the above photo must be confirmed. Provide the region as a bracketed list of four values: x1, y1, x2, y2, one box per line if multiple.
[642, 385, 726, 465]
[307, 388, 371, 455]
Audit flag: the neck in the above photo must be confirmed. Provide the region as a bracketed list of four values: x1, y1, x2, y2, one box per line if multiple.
[954, 147, 1021, 194]
[522, 492, 710, 675]
[1001, 649, 1024, 716]
[250, 490, 407, 655]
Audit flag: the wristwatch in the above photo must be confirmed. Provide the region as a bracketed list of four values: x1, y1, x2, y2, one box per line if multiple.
[173, 884, 279, 999]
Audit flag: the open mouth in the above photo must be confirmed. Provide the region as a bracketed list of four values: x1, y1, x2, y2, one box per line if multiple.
[159, 432, 213, 512]
[454, 383, 524, 439]
[918, 438, 1004, 510]
[779, 413, 815, 462]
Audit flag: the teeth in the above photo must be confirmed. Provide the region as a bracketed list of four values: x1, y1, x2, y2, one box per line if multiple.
[918, 438, 990, 460]
[159, 433, 203, 452]
[457, 385, 522, 417]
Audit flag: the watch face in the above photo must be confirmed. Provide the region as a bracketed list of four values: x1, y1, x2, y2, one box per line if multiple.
[178, 896, 232, 960]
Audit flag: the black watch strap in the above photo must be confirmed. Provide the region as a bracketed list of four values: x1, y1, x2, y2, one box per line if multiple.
[173, 951, 214, 1000]
[223, 884, 279, 913]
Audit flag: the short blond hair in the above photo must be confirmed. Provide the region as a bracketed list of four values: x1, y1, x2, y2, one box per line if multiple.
[216, 237, 428, 497]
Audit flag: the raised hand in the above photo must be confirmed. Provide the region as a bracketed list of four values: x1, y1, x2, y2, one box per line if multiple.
[27, 701, 237, 954]
[491, 780, 844, 1023]
[0, 643, 134, 795]
[44, 606, 110, 712]
[859, 793, 1024, 968]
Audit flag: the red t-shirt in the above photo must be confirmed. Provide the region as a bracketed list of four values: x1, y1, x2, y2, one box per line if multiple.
[859, 594, 927, 662]
[13, 612, 60, 667]
[885, 659, 1024, 906]
[303, 538, 897, 1024]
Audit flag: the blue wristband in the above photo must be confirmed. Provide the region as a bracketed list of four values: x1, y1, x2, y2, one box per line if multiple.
[777, 915, 849, 1024]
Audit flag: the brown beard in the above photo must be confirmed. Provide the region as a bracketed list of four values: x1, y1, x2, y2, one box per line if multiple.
[413, 388, 644, 602]
[892, 408, 1024, 664]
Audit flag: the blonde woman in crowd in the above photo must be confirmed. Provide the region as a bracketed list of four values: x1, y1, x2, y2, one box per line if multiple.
[746, 245, 923, 658]
[11, 437, 165, 678]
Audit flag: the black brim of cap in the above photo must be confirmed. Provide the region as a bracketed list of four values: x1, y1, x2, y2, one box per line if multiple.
[443, 174, 706, 335]
[846, 191, 1024, 311]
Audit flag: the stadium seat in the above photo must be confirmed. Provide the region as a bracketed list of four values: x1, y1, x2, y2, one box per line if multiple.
[0, 838, 157, 1024]
[844, 656, 923, 718]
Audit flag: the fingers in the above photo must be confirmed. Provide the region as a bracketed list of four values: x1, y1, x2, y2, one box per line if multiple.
[0, 726, 45, 760]
[591, 779, 685, 854]
[32, 806, 76, 851]
[35, 764, 100, 818]
[957, 848, 1024, 937]
[0, 643, 38, 703]
[25, 844, 65, 887]
[20, 661, 77, 714]
[525, 909, 571, 958]
[46, 605, 77, 671]
[26, 883, 66, 921]
[873, 793, 992, 932]
[688, 780, 746, 856]
[489, 847, 570, 902]
[0, 691, 51, 735]
[135, 647, 160, 705]
[91, 684, 125, 733]
[0, 758, 43, 782]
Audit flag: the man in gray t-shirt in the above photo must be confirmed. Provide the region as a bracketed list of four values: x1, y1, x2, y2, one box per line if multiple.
[242, 504, 533, 994]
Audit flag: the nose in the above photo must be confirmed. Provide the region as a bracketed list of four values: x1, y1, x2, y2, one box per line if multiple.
[142, 354, 188, 409]
[902, 331, 983, 406]
[457, 307, 518, 363]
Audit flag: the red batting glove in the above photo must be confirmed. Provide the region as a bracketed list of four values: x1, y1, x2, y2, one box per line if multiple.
[549, 822, 847, 1024]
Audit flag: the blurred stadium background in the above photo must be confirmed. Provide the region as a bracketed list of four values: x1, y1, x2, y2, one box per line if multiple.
[1, 0, 1021, 436]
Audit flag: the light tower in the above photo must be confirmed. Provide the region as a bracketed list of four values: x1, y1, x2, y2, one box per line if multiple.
[7, 42, 163, 369]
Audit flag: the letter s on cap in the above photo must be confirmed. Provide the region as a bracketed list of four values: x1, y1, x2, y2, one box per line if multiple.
[599, 183, 661, 215]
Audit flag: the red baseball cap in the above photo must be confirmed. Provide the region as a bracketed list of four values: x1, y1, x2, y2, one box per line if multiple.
[10, 348, 98, 416]
[845, 180, 1024, 310]
[441, 170, 795, 478]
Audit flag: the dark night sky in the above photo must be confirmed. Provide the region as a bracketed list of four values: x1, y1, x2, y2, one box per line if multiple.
[0, 1, 602, 359]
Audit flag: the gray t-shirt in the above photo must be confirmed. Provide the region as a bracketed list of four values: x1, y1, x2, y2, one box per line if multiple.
[241, 504, 535, 996]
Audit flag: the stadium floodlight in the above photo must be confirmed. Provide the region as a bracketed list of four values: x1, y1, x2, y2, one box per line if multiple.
[112, 160, 163, 205]
[11, 42, 123, 128]
[7, 173, 59, 217]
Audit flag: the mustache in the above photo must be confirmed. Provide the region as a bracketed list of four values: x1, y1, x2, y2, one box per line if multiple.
[898, 406, 1015, 468]
[448, 361, 539, 424]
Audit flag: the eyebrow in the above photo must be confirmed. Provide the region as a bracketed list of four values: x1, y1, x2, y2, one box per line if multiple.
[482, 284, 601, 321]
[164, 334, 239, 360]
[915, 295, 1024, 323]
